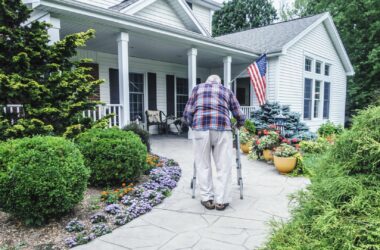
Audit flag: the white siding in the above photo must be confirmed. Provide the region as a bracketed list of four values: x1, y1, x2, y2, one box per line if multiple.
[73, 49, 210, 132]
[73, 0, 122, 9]
[135, 0, 187, 30]
[277, 23, 347, 131]
[267, 57, 278, 102]
[192, 4, 212, 34]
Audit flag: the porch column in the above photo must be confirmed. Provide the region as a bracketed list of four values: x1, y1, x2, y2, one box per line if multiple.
[33, 13, 60, 44]
[223, 56, 232, 89]
[187, 48, 197, 139]
[187, 48, 198, 94]
[117, 32, 130, 127]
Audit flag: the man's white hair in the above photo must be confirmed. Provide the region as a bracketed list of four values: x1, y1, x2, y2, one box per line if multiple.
[206, 75, 222, 84]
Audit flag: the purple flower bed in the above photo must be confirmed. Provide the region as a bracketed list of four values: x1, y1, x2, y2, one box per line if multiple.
[64, 156, 181, 248]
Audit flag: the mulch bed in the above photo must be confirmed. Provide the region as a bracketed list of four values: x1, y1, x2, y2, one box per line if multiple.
[0, 156, 181, 250]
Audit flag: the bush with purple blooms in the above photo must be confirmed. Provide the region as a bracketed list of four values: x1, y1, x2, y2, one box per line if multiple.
[114, 213, 133, 226]
[126, 199, 153, 219]
[64, 232, 96, 248]
[65, 219, 85, 232]
[89, 212, 107, 224]
[104, 204, 122, 215]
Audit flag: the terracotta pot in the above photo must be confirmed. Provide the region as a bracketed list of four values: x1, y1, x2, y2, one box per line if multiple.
[240, 143, 250, 154]
[274, 156, 297, 174]
[263, 149, 273, 161]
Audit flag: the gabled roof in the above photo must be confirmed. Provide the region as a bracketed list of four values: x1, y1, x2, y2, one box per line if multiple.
[110, 0, 222, 11]
[109, 0, 210, 36]
[216, 13, 354, 75]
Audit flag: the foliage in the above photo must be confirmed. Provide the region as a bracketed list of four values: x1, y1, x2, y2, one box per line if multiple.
[0, 136, 89, 225]
[317, 121, 344, 138]
[91, 224, 112, 237]
[263, 105, 380, 249]
[65, 219, 85, 233]
[123, 123, 151, 152]
[252, 102, 316, 139]
[274, 143, 298, 157]
[146, 154, 163, 169]
[279, 0, 309, 21]
[256, 131, 280, 150]
[299, 137, 330, 154]
[89, 213, 107, 224]
[100, 184, 134, 204]
[292, 0, 380, 118]
[239, 129, 251, 144]
[76, 128, 147, 187]
[244, 119, 256, 135]
[212, 0, 277, 36]
[0, 0, 103, 140]
[104, 204, 122, 215]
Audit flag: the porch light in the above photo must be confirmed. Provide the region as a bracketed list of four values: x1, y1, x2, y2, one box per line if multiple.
[274, 111, 287, 136]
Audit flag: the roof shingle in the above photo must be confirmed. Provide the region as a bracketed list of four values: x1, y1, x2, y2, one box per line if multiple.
[216, 13, 326, 54]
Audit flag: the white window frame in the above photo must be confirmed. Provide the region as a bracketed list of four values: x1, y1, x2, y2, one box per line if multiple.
[315, 60, 322, 74]
[174, 76, 189, 118]
[302, 52, 332, 121]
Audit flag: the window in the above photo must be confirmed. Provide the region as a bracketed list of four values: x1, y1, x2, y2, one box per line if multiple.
[304, 78, 312, 119]
[325, 64, 330, 76]
[129, 73, 144, 122]
[314, 80, 321, 118]
[323, 82, 331, 119]
[176, 78, 188, 118]
[316, 61, 322, 74]
[305, 58, 312, 72]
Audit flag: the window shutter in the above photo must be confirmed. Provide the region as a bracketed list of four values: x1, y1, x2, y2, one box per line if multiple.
[148, 73, 157, 110]
[166, 75, 175, 116]
[196, 78, 201, 85]
[82, 63, 100, 101]
[109, 68, 120, 104]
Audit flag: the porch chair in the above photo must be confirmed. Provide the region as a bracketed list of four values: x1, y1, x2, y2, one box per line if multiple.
[145, 110, 168, 134]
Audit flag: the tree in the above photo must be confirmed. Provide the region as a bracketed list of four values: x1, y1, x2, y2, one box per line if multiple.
[289, 0, 380, 118]
[212, 0, 278, 36]
[0, 0, 103, 140]
[279, 0, 309, 21]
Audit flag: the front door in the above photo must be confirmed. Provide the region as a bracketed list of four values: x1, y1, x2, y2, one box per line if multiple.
[236, 77, 251, 106]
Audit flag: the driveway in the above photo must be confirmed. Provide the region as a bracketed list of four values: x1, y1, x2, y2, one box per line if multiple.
[77, 136, 309, 250]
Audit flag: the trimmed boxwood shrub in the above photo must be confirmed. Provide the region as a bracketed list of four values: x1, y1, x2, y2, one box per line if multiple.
[123, 123, 150, 152]
[76, 128, 147, 187]
[0, 136, 89, 226]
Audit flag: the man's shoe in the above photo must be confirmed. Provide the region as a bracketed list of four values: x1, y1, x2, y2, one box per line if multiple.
[215, 203, 229, 211]
[201, 200, 215, 210]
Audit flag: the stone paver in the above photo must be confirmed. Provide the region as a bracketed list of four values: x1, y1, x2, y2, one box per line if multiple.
[77, 136, 309, 250]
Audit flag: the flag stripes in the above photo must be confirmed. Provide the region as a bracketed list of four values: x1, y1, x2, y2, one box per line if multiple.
[247, 54, 267, 106]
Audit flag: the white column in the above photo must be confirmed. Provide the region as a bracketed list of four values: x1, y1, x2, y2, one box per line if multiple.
[223, 56, 232, 89]
[187, 48, 198, 95]
[187, 48, 197, 139]
[117, 32, 130, 127]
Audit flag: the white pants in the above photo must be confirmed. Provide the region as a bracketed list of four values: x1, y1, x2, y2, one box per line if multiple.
[192, 130, 233, 204]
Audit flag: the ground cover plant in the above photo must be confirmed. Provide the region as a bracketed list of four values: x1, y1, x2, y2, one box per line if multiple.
[263, 105, 380, 249]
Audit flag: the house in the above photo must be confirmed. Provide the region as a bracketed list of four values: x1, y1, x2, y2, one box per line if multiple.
[23, 0, 353, 133]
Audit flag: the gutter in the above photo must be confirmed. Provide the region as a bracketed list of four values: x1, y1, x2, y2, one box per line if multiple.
[36, 0, 258, 58]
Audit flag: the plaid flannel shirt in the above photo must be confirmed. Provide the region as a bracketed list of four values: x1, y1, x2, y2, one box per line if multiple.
[183, 82, 246, 131]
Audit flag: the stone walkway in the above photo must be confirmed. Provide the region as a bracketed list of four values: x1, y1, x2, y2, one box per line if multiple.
[78, 136, 309, 250]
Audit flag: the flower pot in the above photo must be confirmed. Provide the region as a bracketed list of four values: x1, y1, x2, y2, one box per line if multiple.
[240, 143, 250, 154]
[274, 156, 297, 174]
[263, 149, 273, 161]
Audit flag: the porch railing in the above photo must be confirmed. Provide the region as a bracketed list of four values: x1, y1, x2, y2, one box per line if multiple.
[2, 104, 123, 128]
[241, 106, 255, 119]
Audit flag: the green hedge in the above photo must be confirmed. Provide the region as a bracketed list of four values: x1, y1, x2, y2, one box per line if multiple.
[0, 136, 89, 225]
[123, 123, 151, 152]
[76, 128, 147, 187]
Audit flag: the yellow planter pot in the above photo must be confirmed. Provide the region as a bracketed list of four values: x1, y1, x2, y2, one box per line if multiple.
[274, 156, 297, 174]
[263, 149, 273, 161]
[240, 143, 250, 154]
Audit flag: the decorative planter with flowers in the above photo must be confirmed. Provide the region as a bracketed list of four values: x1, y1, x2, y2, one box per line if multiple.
[273, 144, 298, 174]
[256, 131, 280, 161]
[239, 129, 251, 154]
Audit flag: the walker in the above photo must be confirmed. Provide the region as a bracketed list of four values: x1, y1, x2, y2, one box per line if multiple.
[190, 128, 244, 200]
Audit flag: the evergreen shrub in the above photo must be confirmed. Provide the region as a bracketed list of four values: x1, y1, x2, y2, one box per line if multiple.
[0, 136, 89, 225]
[123, 123, 150, 152]
[76, 128, 147, 187]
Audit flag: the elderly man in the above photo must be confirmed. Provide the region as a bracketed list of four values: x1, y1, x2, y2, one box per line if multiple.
[183, 75, 246, 210]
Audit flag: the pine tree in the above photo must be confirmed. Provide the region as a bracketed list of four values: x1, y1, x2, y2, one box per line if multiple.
[0, 0, 102, 140]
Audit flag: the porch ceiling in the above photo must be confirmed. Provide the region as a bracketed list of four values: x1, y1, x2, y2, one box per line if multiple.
[59, 15, 255, 68]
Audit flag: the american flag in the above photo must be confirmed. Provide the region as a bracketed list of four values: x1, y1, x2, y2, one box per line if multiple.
[247, 54, 267, 106]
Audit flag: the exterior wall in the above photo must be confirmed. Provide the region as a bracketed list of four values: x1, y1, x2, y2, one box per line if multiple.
[135, 0, 187, 30]
[73, 48, 210, 116]
[277, 23, 347, 131]
[192, 3, 212, 34]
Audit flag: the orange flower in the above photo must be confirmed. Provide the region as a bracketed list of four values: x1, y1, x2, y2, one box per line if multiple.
[115, 189, 119, 192]
[122, 183, 126, 187]
[101, 191, 108, 196]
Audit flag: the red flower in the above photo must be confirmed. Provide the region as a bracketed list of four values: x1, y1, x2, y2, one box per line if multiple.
[269, 124, 277, 129]
[256, 140, 261, 145]
[291, 138, 298, 143]
[263, 130, 269, 135]
[258, 131, 262, 135]
[282, 139, 290, 144]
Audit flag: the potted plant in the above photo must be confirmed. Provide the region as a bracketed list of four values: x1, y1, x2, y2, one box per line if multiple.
[256, 131, 280, 161]
[273, 144, 298, 174]
[239, 129, 251, 154]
